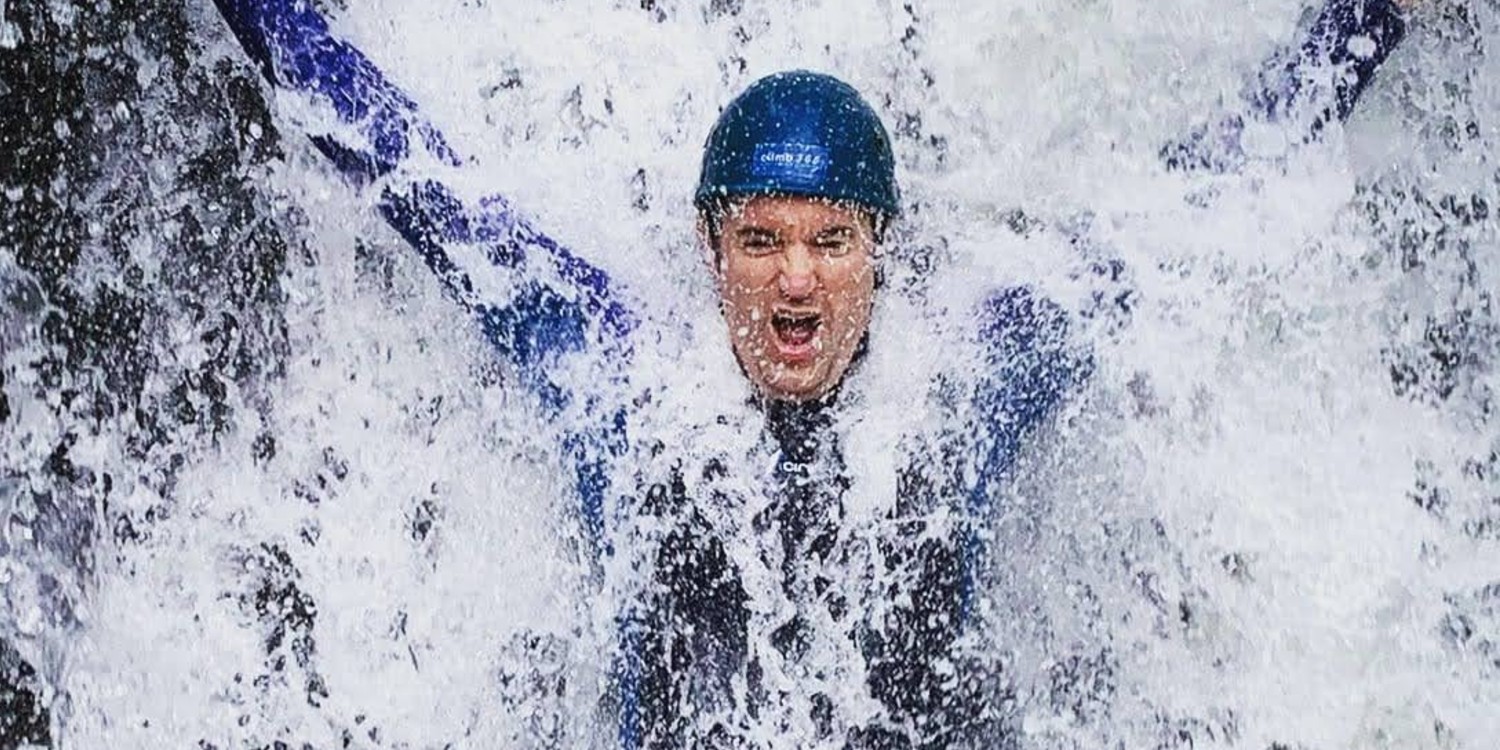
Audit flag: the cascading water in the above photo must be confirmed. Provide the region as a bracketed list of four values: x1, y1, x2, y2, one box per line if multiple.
[2, 0, 1497, 748]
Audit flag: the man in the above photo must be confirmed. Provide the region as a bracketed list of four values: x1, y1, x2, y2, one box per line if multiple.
[211, 0, 1418, 746]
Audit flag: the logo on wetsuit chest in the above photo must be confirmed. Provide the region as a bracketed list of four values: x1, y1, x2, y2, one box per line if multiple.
[751, 142, 829, 185]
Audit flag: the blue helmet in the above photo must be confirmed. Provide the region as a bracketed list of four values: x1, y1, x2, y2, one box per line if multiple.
[694, 70, 900, 219]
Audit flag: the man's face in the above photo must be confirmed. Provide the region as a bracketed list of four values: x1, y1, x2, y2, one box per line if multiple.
[709, 195, 878, 402]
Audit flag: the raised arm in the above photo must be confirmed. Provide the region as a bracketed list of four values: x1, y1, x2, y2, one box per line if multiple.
[969, 0, 1412, 439]
[1163, 0, 1412, 172]
[213, 0, 637, 546]
[958, 286, 1093, 619]
[1258, 0, 1412, 126]
[964, 0, 1409, 478]
[212, 0, 636, 399]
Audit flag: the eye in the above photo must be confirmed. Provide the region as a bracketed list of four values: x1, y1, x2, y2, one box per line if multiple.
[814, 234, 852, 257]
[738, 234, 779, 256]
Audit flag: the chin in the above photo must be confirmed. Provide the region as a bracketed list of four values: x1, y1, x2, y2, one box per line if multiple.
[765, 386, 824, 403]
[758, 365, 836, 402]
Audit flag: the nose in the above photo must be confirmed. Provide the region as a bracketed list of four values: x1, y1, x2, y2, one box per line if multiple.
[778, 244, 818, 300]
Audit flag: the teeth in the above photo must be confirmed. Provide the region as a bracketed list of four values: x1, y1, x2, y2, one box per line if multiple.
[774, 313, 819, 325]
[771, 312, 819, 348]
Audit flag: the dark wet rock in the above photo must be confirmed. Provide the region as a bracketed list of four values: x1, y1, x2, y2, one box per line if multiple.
[2, 0, 295, 741]
[0, 639, 50, 750]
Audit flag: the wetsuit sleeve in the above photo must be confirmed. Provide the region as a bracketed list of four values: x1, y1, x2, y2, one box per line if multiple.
[1162, 0, 1409, 172]
[211, 0, 637, 399]
[957, 287, 1091, 620]
[968, 288, 1091, 498]
[964, 4, 1407, 484]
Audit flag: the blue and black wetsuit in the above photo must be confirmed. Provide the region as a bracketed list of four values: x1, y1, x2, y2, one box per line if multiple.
[632, 385, 1022, 747]
[210, 1, 1410, 747]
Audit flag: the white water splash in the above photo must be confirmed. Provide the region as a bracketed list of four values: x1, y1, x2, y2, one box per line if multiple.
[0, 0, 17, 50]
[4, 0, 1497, 748]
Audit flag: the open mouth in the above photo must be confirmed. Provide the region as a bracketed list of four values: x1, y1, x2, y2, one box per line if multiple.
[771, 310, 821, 351]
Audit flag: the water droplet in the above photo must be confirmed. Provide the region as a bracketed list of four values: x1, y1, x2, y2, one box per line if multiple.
[0, 15, 18, 50]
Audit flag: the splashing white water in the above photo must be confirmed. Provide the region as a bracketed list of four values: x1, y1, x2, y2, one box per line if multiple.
[4, 0, 1498, 747]
[0, 0, 18, 50]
